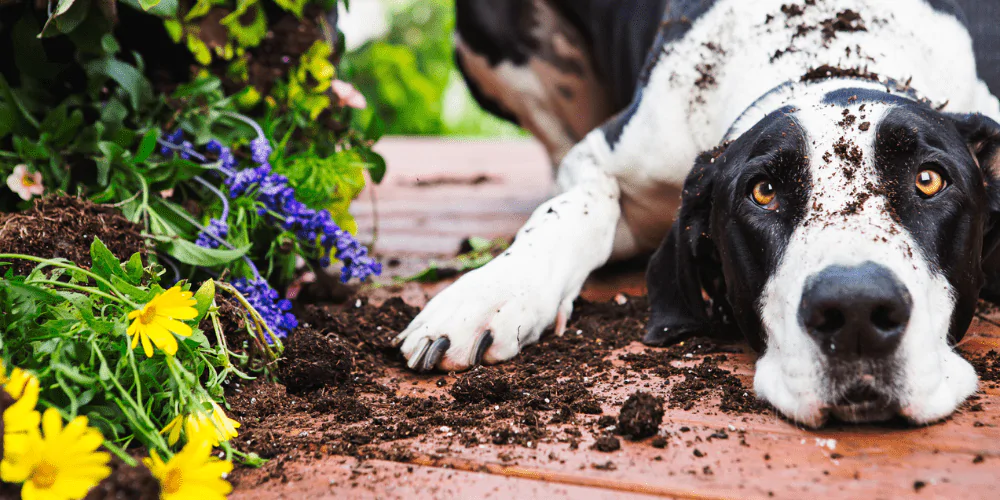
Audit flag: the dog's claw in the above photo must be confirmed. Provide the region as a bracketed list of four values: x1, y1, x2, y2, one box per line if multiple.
[391, 331, 408, 348]
[471, 330, 494, 366]
[406, 337, 432, 370]
[418, 337, 451, 372]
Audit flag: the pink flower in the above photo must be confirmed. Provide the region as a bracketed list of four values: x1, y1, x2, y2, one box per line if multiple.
[331, 79, 367, 110]
[159, 188, 175, 198]
[6, 164, 44, 201]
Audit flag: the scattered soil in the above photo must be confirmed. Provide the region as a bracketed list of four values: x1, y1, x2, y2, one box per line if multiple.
[277, 326, 354, 394]
[617, 392, 665, 440]
[225, 295, 767, 488]
[0, 196, 146, 275]
[970, 349, 1000, 384]
[412, 174, 495, 187]
[801, 64, 880, 83]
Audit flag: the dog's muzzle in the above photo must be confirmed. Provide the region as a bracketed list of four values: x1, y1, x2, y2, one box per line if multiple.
[797, 262, 914, 421]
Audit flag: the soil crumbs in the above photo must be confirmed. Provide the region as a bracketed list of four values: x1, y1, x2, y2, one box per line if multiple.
[227, 296, 768, 488]
[0, 196, 146, 275]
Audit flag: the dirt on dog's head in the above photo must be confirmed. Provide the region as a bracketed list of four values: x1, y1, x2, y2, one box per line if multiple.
[646, 80, 1000, 427]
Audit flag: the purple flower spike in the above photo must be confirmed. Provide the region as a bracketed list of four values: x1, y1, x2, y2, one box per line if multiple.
[250, 137, 272, 165]
[232, 277, 297, 341]
[195, 218, 229, 249]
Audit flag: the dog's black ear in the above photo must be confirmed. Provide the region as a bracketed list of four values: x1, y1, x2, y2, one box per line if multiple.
[644, 149, 731, 346]
[952, 114, 1000, 302]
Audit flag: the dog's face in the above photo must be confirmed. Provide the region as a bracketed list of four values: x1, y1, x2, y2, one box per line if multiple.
[646, 84, 1000, 426]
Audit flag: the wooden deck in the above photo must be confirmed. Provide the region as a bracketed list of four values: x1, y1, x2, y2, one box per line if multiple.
[232, 138, 1000, 499]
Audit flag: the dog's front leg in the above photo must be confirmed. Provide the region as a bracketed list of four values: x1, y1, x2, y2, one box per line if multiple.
[394, 138, 622, 372]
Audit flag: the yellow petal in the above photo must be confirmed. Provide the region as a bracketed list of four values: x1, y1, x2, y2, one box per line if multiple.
[141, 331, 155, 358]
[40, 408, 63, 438]
[154, 316, 193, 338]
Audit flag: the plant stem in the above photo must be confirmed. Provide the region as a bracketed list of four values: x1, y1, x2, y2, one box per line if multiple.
[103, 441, 139, 467]
[31, 280, 123, 304]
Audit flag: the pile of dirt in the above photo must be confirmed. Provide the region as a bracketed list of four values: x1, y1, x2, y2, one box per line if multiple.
[277, 326, 354, 394]
[449, 366, 513, 403]
[0, 196, 145, 275]
[83, 457, 160, 500]
[617, 392, 665, 440]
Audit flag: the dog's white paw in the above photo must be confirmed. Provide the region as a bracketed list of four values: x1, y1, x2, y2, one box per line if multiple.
[393, 256, 574, 372]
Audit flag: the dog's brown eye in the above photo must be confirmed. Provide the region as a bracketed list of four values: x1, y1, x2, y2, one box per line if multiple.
[751, 180, 777, 208]
[915, 169, 946, 198]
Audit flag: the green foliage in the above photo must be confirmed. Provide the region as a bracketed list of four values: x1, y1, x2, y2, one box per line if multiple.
[0, 239, 268, 462]
[343, 0, 523, 137]
[0, 1, 384, 288]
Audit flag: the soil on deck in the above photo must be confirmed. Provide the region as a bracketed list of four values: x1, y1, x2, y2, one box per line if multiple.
[226, 296, 770, 487]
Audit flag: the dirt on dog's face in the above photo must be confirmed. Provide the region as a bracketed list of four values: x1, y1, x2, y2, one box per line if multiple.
[646, 84, 1000, 427]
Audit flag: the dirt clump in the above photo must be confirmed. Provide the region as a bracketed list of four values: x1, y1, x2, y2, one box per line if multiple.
[592, 435, 621, 452]
[83, 456, 160, 500]
[821, 9, 866, 42]
[277, 326, 354, 393]
[450, 366, 513, 403]
[0, 196, 145, 275]
[617, 392, 665, 440]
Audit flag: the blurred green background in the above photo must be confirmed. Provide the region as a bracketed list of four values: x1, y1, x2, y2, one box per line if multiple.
[341, 0, 525, 137]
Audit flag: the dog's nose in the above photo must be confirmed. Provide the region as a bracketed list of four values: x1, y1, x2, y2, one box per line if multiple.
[799, 263, 912, 360]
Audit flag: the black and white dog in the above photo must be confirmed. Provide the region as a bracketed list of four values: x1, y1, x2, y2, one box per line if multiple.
[393, 0, 1000, 427]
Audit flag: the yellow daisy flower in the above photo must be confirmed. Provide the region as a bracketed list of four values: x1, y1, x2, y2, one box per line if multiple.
[126, 286, 198, 357]
[159, 402, 240, 446]
[1, 408, 111, 500]
[145, 438, 233, 500]
[2, 365, 42, 471]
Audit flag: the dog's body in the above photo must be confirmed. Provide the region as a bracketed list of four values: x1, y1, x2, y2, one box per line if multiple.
[394, 0, 1000, 426]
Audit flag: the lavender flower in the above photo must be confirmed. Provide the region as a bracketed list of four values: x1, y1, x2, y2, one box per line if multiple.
[206, 140, 237, 172]
[160, 129, 184, 155]
[223, 158, 382, 282]
[195, 218, 229, 249]
[250, 137, 271, 165]
[232, 277, 298, 340]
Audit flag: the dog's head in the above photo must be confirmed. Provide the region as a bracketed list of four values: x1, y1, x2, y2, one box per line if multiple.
[646, 82, 1000, 426]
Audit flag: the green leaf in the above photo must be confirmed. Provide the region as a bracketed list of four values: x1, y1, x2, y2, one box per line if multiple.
[192, 280, 215, 322]
[110, 275, 155, 304]
[134, 129, 159, 163]
[139, 0, 162, 11]
[124, 253, 144, 284]
[220, 1, 268, 48]
[158, 238, 251, 267]
[89, 238, 128, 282]
[84, 58, 154, 111]
[163, 20, 183, 43]
[359, 148, 386, 184]
[39, 0, 91, 37]
[118, 0, 177, 16]
[98, 360, 113, 381]
[273, 0, 308, 17]
[101, 33, 120, 54]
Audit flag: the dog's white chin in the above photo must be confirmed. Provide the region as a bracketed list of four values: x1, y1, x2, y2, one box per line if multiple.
[754, 348, 978, 428]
